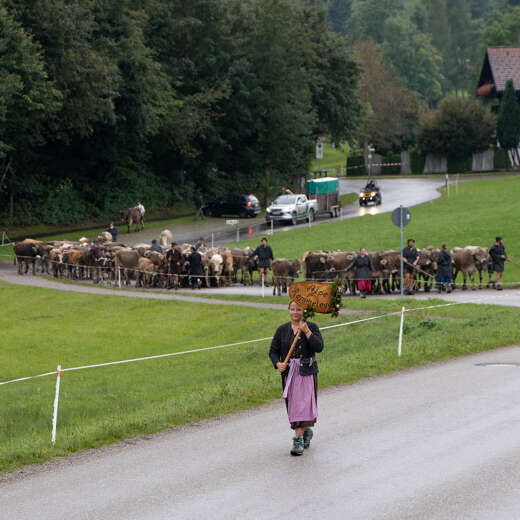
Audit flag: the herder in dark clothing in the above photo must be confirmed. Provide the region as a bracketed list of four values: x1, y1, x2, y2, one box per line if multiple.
[402, 238, 419, 295]
[187, 246, 204, 289]
[253, 237, 274, 285]
[346, 247, 375, 298]
[107, 222, 117, 242]
[488, 236, 510, 290]
[435, 243, 452, 293]
[150, 239, 163, 253]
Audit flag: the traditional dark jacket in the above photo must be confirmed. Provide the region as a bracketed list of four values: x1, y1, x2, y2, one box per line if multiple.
[187, 251, 204, 276]
[254, 244, 274, 268]
[436, 250, 452, 279]
[269, 321, 323, 376]
[489, 243, 507, 269]
[346, 254, 374, 280]
[402, 246, 419, 264]
[107, 226, 117, 241]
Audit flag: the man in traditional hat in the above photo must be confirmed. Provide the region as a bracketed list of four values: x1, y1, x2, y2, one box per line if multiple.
[402, 238, 419, 295]
[254, 237, 274, 286]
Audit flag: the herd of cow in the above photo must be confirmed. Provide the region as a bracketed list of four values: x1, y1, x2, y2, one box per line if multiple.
[11, 231, 296, 293]
[302, 245, 492, 294]
[11, 232, 492, 296]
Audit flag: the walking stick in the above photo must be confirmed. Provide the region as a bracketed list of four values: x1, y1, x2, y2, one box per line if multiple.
[283, 329, 302, 365]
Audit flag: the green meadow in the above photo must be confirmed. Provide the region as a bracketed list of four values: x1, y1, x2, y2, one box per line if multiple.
[2, 281, 520, 472]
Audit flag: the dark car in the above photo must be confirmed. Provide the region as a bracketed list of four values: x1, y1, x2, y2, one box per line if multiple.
[359, 183, 382, 206]
[203, 193, 261, 218]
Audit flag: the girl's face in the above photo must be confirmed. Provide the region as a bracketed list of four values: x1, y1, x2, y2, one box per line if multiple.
[289, 302, 304, 322]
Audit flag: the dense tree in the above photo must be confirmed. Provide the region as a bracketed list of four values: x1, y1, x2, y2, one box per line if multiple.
[417, 97, 495, 157]
[347, 0, 404, 44]
[354, 41, 422, 153]
[0, 7, 59, 218]
[382, 15, 444, 103]
[497, 79, 520, 164]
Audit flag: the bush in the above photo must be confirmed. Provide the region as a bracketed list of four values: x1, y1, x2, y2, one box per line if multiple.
[494, 148, 511, 169]
[346, 155, 366, 176]
[447, 156, 472, 173]
[417, 97, 495, 158]
[381, 152, 401, 174]
[39, 178, 93, 224]
[410, 151, 425, 174]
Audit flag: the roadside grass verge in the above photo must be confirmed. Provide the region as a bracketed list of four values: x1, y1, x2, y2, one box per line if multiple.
[2, 281, 520, 473]
[226, 177, 520, 284]
[340, 192, 358, 206]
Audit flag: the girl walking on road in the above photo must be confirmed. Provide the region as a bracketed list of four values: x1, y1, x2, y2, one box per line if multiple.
[269, 301, 324, 456]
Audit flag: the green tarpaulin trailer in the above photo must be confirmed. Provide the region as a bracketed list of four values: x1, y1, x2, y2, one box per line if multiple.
[306, 177, 340, 218]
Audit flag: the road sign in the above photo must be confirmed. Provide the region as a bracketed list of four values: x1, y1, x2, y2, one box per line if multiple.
[226, 219, 239, 226]
[315, 138, 323, 160]
[391, 207, 411, 227]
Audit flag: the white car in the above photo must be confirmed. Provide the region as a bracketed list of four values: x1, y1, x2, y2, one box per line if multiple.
[266, 194, 319, 225]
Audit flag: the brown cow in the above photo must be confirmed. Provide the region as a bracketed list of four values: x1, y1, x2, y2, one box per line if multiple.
[327, 251, 356, 294]
[13, 242, 42, 275]
[451, 247, 478, 290]
[114, 249, 140, 285]
[302, 251, 331, 281]
[219, 248, 234, 286]
[136, 257, 157, 288]
[271, 259, 300, 296]
[120, 207, 144, 233]
[464, 246, 489, 289]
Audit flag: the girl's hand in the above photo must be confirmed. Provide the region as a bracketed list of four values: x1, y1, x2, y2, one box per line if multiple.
[299, 321, 311, 337]
[276, 361, 287, 373]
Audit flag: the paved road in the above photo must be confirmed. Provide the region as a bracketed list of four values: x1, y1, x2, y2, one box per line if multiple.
[118, 177, 444, 246]
[4, 345, 520, 519]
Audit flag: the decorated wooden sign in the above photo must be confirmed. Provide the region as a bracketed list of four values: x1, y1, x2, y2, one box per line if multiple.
[289, 281, 336, 314]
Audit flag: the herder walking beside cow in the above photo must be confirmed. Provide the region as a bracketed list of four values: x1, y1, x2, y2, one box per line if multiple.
[254, 237, 274, 286]
[402, 239, 419, 295]
[435, 243, 452, 293]
[346, 247, 374, 298]
[488, 236, 511, 290]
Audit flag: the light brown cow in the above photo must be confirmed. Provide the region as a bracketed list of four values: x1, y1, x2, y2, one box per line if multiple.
[271, 259, 300, 296]
[159, 229, 173, 248]
[114, 249, 140, 285]
[464, 246, 490, 289]
[451, 247, 478, 290]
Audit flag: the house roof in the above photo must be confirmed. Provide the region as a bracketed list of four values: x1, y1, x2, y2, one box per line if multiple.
[486, 47, 520, 92]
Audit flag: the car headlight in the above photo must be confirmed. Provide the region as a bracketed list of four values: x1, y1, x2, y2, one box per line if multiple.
[266, 208, 271, 213]
[370, 191, 376, 196]
[359, 192, 364, 197]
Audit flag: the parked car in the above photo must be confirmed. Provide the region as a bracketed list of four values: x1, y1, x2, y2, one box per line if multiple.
[202, 193, 261, 217]
[266, 194, 319, 225]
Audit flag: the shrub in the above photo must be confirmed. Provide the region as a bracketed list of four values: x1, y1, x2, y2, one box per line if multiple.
[417, 97, 495, 158]
[381, 152, 401, 174]
[346, 155, 366, 176]
[447, 156, 472, 173]
[410, 151, 425, 174]
[494, 148, 511, 169]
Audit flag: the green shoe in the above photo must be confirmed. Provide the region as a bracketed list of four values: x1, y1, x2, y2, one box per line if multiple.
[303, 428, 313, 449]
[290, 435, 304, 456]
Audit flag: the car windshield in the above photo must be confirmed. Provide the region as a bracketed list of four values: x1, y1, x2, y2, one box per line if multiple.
[273, 195, 297, 205]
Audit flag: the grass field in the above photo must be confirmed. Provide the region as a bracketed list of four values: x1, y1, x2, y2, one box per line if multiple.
[310, 143, 349, 172]
[227, 177, 520, 284]
[2, 281, 520, 472]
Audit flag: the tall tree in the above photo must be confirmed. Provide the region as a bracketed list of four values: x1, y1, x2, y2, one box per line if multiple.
[497, 79, 520, 164]
[354, 41, 422, 153]
[0, 7, 59, 218]
[382, 15, 444, 103]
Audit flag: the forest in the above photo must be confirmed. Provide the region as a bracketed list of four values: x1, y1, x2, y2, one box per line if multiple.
[0, 0, 519, 225]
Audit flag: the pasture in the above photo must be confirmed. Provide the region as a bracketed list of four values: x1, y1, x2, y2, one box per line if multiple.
[228, 177, 520, 284]
[2, 281, 520, 473]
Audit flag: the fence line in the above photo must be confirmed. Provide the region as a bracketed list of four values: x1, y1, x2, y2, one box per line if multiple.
[0, 301, 463, 388]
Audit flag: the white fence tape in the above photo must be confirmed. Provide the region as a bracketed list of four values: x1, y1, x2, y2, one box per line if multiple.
[0, 302, 463, 388]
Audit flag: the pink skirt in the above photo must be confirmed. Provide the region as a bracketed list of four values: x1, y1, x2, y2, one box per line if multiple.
[357, 279, 371, 292]
[282, 358, 317, 424]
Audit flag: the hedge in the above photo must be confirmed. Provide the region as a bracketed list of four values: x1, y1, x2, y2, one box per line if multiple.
[494, 148, 511, 169]
[447, 156, 472, 174]
[346, 155, 366, 176]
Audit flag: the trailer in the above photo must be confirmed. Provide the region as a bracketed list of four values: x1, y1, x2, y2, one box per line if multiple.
[306, 177, 340, 219]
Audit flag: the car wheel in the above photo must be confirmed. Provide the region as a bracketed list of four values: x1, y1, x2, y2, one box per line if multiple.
[240, 210, 248, 219]
[291, 213, 297, 225]
[307, 209, 315, 223]
[204, 208, 213, 217]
